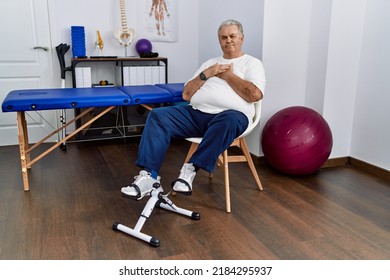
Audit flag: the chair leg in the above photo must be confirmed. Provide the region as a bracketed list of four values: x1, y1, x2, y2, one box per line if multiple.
[185, 143, 198, 163]
[185, 142, 233, 212]
[239, 138, 263, 191]
[222, 150, 231, 213]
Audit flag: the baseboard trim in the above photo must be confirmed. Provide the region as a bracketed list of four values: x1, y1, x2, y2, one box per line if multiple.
[321, 157, 349, 168]
[348, 157, 390, 181]
[253, 154, 390, 181]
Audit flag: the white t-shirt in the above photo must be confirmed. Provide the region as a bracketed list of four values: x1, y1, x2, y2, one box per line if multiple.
[187, 54, 266, 122]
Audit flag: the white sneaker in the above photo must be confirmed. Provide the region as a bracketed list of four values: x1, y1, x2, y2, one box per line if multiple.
[121, 170, 160, 200]
[172, 163, 196, 195]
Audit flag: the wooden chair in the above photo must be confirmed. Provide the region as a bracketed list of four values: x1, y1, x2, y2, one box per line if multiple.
[184, 101, 263, 213]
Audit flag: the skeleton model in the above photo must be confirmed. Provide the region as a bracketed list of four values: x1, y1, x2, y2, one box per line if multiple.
[114, 0, 136, 54]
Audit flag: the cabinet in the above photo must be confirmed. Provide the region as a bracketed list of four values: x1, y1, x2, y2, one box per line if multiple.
[71, 57, 168, 141]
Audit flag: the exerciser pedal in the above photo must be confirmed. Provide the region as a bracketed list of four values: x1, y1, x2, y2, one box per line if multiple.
[113, 182, 200, 247]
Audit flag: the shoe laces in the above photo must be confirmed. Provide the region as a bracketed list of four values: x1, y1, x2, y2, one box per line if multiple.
[133, 170, 151, 184]
[180, 163, 195, 180]
[133, 170, 160, 183]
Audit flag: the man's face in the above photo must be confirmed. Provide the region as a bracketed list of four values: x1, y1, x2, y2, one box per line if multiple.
[218, 25, 244, 59]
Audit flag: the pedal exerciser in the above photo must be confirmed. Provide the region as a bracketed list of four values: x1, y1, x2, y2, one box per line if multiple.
[113, 183, 200, 247]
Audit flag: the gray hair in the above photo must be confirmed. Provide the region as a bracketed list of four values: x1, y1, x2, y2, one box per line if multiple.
[218, 19, 244, 37]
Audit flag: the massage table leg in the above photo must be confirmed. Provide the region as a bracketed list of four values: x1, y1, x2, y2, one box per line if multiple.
[16, 106, 115, 191]
[17, 112, 30, 191]
[59, 109, 67, 151]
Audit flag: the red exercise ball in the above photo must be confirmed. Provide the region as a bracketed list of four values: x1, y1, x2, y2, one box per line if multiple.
[261, 106, 333, 175]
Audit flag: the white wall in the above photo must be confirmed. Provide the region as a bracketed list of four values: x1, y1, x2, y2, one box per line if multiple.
[304, 0, 332, 113]
[261, 0, 312, 120]
[48, 0, 199, 88]
[198, 0, 264, 64]
[262, 0, 389, 170]
[322, 0, 366, 159]
[351, 0, 390, 170]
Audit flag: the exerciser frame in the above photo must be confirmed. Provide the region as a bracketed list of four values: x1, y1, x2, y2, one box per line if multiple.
[113, 183, 200, 247]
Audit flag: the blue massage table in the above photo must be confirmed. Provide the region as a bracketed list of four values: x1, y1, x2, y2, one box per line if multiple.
[2, 82, 200, 247]
[2, 83, 185, 191]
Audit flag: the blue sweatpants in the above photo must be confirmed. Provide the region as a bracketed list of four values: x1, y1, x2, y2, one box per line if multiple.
[136, 105, 248, 173]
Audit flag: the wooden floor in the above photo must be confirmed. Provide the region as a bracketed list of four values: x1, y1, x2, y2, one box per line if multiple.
[0, 139, 389, 260]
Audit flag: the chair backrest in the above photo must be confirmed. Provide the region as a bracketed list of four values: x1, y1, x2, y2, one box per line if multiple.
[239, 100, 262, 138]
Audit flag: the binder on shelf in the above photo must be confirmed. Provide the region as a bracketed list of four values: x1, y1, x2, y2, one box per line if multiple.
[75, 67, 91, 88]
[144, 66, 153, 85]
[152, 66, 160, 84]
[159, 65, 166, 84]
[129, 67, 138, 85]
[120, 66, 130, 86]
[120, 65, 166, 86]
[136, 66, 145, 85]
